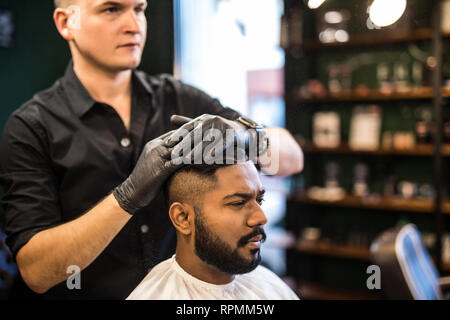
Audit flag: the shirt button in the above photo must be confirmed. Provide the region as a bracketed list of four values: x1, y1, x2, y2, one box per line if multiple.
[120, 137, 131, 148]
[140, 225, 149, 234]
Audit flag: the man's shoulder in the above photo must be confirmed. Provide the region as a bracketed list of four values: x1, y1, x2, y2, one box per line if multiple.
[126, 256, 176, 300]
[134, 70, 241, 121]
[246, 265, 283, 281]
[134, 70, 207, 97]
[9, 79, 62, 125]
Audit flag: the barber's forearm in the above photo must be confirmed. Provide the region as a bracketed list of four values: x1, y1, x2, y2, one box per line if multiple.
[259, 127, 304, 176]
[16, 193, 131, 294]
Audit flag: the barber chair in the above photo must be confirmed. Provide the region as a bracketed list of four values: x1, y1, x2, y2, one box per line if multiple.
[370, 223, 450, 300]
[0, 232, 16, 299]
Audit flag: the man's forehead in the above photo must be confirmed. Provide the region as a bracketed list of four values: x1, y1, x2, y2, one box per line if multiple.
[214, 162, 263, 195]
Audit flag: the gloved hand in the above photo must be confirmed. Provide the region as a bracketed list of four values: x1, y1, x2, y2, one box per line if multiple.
[113, 126, 194, 214]
[113, 114, 269, 214]
[170, 114, 269, 163]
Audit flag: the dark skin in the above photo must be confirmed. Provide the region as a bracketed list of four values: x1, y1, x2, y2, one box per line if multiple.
[168, 162, 267, 285]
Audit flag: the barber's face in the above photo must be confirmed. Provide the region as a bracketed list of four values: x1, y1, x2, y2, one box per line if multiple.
[193, 162, 267, 274]
[71, 0, 147, 71]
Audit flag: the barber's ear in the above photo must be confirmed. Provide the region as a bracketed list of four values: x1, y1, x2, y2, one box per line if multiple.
[53, 7, 78, 41]
[169, 203, 193, 235]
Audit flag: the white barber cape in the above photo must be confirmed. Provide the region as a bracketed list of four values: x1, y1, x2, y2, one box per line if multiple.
[127, 255, 299, 300]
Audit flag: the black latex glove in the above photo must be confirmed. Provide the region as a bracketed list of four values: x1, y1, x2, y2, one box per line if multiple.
[113, 125, 194, 214]
[114, 114, 268, 214]
[170, 114, 268, 162]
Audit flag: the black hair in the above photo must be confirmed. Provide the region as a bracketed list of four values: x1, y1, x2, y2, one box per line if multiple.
[163, 164, 228, 208]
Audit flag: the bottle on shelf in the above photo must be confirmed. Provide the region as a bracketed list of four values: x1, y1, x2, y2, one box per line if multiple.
[353, 163, 369, 197]
[415, 108, 432, 144]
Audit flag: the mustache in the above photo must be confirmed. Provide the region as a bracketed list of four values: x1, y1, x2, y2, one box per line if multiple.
[238, 227, 267, 247]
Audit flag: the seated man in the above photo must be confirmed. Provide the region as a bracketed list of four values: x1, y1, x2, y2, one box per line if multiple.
[127, 161, 299, 300]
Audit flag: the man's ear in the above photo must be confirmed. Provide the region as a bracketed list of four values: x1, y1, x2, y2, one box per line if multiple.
[168, 202, 193, 236]
[53, 7, 79, 41]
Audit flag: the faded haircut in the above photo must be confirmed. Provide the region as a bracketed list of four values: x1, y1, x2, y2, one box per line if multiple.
[54, 0, 76, 8]
[164, 164, 230, 209]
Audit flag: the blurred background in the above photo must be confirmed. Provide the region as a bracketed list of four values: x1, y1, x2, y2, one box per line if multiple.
[1, 0, 450, 299]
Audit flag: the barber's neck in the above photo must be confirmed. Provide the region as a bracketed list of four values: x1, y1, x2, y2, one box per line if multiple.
[72, 56, 132, 105]
[175, 245, 235, 285]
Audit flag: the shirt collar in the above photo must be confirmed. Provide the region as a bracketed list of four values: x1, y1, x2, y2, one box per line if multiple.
[61, 61, 154, 117]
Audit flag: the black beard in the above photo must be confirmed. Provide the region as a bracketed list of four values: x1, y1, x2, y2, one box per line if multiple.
[193, 206, 266, 275]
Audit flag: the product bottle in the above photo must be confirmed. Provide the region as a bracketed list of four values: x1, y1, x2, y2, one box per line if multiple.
[415, 108, 432, 144]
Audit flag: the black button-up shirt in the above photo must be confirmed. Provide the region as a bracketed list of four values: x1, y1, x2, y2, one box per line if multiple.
[0, 62, 240, 299]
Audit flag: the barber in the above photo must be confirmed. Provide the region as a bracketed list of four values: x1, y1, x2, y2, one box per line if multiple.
[0, 0, 303, 299]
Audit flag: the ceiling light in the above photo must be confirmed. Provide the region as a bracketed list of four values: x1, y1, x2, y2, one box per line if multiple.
[308, 0, 326, 9]
[324, 11, 343, 24]
[335, 29, 349, 42]
[369, 0, 407, 27]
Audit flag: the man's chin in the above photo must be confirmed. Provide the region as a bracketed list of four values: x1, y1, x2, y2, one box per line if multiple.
[241, 245, 261, 259]
[117, 62, 141, 71]
[237, 254, 261, 274]
[236, 249, 261, 271]
[198, 250, 261, 275]
[110, 57, 142, 71]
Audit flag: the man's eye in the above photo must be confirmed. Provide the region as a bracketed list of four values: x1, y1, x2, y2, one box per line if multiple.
[104, 7, 119, 13]
[257, 198, 265, 205]
[135, 6, 146, 13]
[229, 201, 245, 207]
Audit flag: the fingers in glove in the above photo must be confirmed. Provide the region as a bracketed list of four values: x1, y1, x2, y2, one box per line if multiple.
[170, 115, 193, 127]
[165, 119, 202, 147]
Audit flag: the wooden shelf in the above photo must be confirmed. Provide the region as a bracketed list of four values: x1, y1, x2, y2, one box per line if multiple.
[285, 5, 450, 296]
[442, 262, 450, 273]
[296, 87, 450, 103]
[297, 282, 381, 300]
[299, 143, 450, 157]
[297, 28, 450, 51]
[289, 192, 450, 214]
[296, 239, 371, 261]
[294, 239, 450, 280]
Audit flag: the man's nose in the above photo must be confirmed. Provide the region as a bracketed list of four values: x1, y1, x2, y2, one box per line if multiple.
[247, 203, 268, 228]
[123, 10, 141, 34]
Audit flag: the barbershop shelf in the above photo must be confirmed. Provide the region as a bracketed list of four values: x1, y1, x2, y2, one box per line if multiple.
[442, 262, 450, 273]
[293, 239, 450, 273]
[295, 87, 450, 104]
[296, 28, 450, 51]
[289, 192, 450, 214]
[299, 143, 450, 157]
[297, 282, 381, 300]
[295, 239, 371, 261]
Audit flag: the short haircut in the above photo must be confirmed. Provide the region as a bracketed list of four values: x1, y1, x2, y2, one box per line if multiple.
[164, 164, 228, 208]
[54, 0, 75, 8]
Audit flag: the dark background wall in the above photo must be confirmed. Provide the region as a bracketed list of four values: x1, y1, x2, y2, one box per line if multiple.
[0, 0, 174, 134]
[0, 0, 173, 235]
[0, 0, 174, 298]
